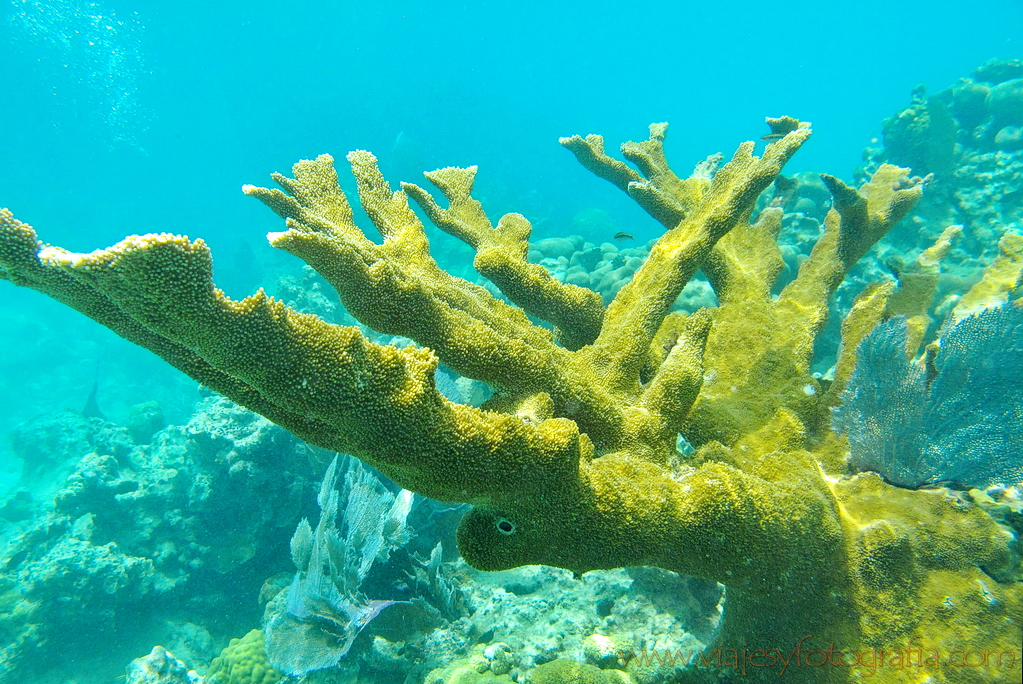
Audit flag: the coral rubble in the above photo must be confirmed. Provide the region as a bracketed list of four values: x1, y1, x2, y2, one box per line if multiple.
[125, 646, 204, 684]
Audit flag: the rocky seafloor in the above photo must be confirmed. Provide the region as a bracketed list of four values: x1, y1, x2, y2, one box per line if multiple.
[0, 392, 725, 684]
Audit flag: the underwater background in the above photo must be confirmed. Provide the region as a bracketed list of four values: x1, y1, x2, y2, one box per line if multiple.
[1, 1, 1023, 683]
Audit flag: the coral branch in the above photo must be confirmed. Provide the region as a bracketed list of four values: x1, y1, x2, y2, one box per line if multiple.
[402, 166, 604, 350]
[1, 212, 586, 506]
[245, 153, 567, 395]
[680, 164, 925, 446]
[4, 119, 1018, 683]
[561, 123, 719, 229]
[577, 125, 812, 394]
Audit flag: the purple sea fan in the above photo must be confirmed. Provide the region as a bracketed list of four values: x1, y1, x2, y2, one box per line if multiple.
[833, 304, 1023, 489]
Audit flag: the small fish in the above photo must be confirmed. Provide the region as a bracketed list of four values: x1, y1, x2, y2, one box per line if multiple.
[761, 133, 786, 141]
[662, 331, 680, 357]
[614, 232, 634, 241]
[83, 372, 106, 420]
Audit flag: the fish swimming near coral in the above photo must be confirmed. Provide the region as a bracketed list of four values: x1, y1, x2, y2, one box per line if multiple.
[661, 330, 680, 358]
[82, 372, 105, 420]
[613, 231, 633, 241]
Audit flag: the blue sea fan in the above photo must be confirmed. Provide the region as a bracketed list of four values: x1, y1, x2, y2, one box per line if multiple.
[265, 455, 412, 676]
[833, 304, 1023, 489]
[831, 317, 928, 488]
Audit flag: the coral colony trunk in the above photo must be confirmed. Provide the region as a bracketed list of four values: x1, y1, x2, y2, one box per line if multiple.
[1, 118, 1020, 683]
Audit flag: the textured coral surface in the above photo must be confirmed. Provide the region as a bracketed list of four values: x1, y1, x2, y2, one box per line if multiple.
[2, 121, 1021, 683]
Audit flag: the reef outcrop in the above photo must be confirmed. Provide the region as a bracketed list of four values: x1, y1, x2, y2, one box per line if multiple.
[0, 397, 318, 682]
[2, 119, 1020, 682]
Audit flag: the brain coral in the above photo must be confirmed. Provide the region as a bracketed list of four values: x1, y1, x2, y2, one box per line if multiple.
[206, 629, 280, 684]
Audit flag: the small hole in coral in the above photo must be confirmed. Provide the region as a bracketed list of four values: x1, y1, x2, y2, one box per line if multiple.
[496, 518, 515, 535]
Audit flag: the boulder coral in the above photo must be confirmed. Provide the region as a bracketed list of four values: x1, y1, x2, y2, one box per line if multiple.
[1, 119, 1020, 683]
[206, 629, 281, 684]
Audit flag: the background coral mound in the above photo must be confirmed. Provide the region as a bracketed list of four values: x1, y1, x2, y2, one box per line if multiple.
[861, 58, 1023, 298]
[2, 117, 1021, 683]
[530, 658, 632, 684]
[0, 394, 317, 683]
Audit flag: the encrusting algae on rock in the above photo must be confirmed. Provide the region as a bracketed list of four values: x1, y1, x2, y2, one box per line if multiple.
[2, 117, 1021, 683]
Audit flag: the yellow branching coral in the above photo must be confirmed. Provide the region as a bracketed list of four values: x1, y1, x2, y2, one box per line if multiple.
[951, 230, 1023, 322]
[2, 121, 1020, 684]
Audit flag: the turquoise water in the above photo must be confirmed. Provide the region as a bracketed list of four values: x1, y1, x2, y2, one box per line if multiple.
[1, 0, 1019, 460]
[1, 2, 1023, 683]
